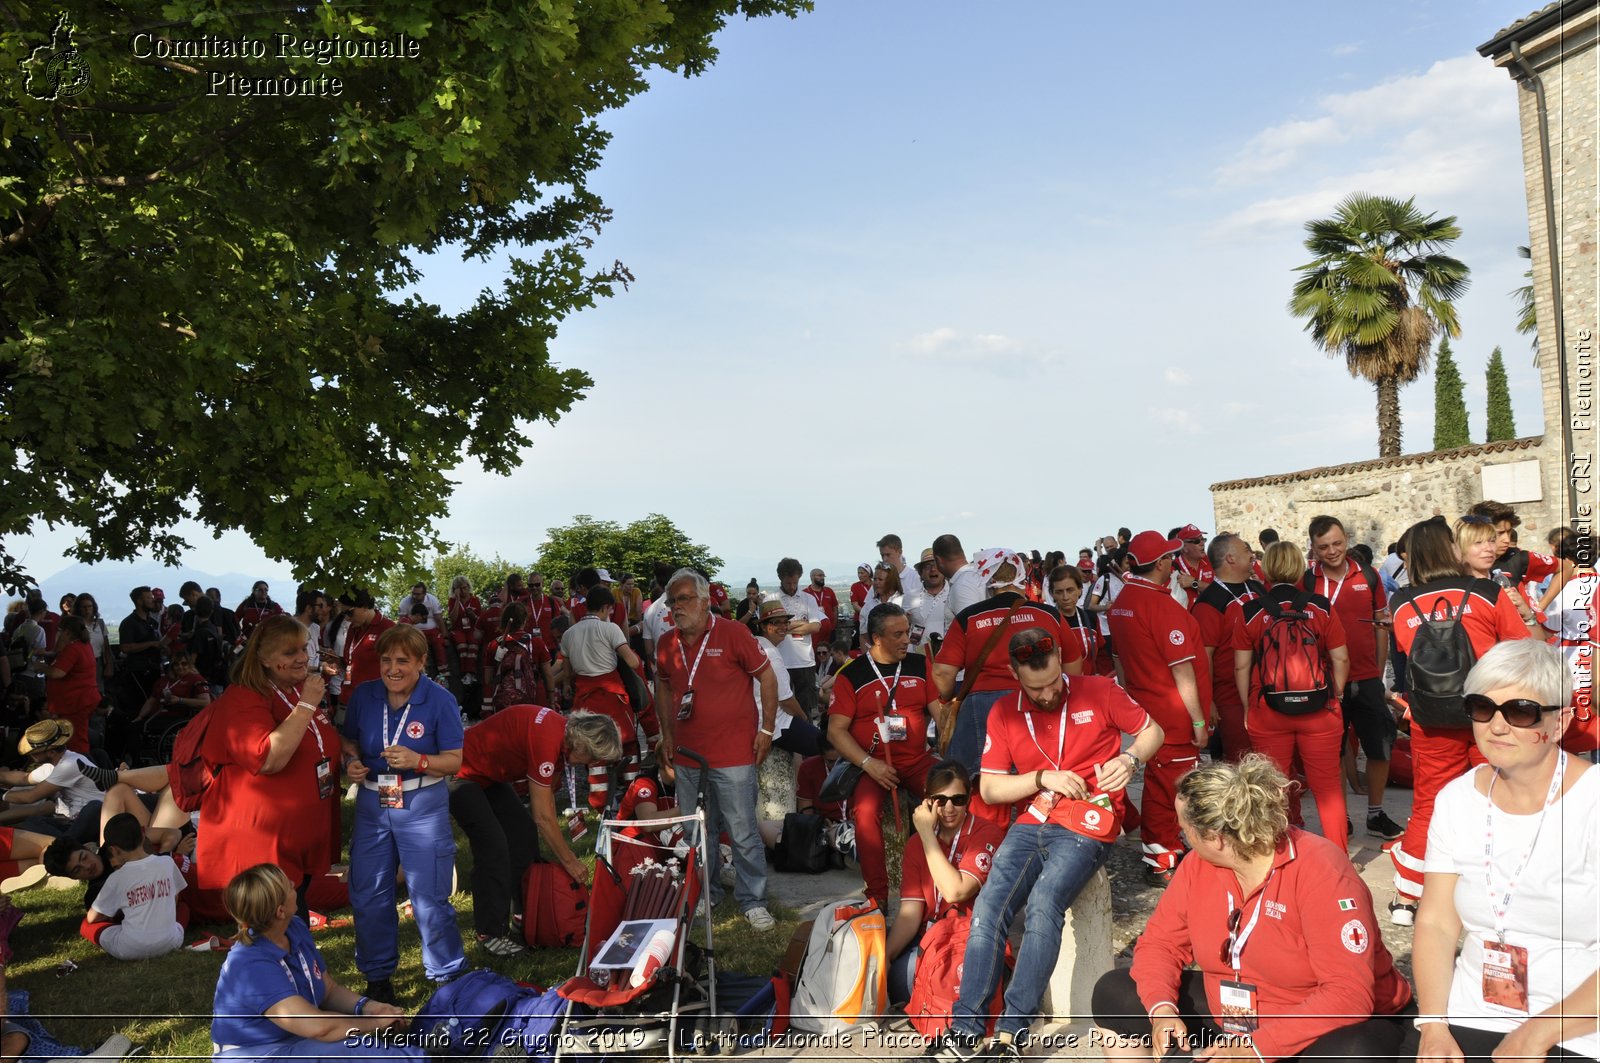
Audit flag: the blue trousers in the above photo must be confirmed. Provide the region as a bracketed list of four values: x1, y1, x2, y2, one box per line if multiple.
[950, 822, 1112, 1040]
[947, 689, 1009, 775]
[217, 1036, 426, 1062]
[350, 782, 466, 982]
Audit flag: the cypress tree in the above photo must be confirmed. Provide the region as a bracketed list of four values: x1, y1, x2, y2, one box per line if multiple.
[1433, 337, 1470, 449]
[1486, 346, 1517, 441]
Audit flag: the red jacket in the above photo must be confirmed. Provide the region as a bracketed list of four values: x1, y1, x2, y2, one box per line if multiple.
[1131, 828, 1411, 1060]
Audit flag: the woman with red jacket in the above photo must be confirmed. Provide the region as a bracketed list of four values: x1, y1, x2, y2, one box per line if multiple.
[1093, 756, 1414, 1061]
[45, 616, 101, 754]
[1384, 518, 1533, 926]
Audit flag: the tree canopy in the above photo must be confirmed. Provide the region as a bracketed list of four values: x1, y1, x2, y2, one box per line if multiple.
[535, 514, 722, 586]
[0, 0, 805, 592]
[1486, 346, 1517, 442]
[1288, 193, 1470, 457]
[1432, 336, 1469, 450]
[378, 542, 522, 614]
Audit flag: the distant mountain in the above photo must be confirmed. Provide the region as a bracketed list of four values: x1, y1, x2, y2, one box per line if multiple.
[25, 560, 294, 617]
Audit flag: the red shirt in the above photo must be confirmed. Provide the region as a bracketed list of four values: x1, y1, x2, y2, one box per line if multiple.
[655, 616, 771, 769]
[850, 581, 870, 611]
[803, 585, 839, 648]
[980, 675, 1151, 834]
[796, 755, 845, 821]
[448, 595, 481, 641]
[527, 594, 560, 651]
[235, 600, 284, 640]
[476, 602, 505, 645]
[1304, 562, 1388, 681]
[47, 641, 100, 714]
[1062, 616, 1104, 676]
[1132, 829, 1412, 1061]
[1231, 587, 1348, 713]
[829, 653, 935, 762]
[898, 814, 1006, 921]
[1193, 581, 1264, 711]
[1174, 555, 1214, 606]
[457, 704, 565, 788]
[342, 613, 396, 701]
[1106, 576, 1211, 741]
[935, 592, 1079, 694]
[1388, 577, 1530, 658]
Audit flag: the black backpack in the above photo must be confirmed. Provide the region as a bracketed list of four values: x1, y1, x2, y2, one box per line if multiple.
[187, 622, 229, 687]
[1254, 592, 1330, 715]
[774, 812, 831, 874]
[1403, 588, 1479, 728]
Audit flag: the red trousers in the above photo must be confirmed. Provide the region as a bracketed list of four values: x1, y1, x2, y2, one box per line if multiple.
[1214, 698, 1252, 762]
[1139, 743, 1199, 871]
[1389, 723, 1482, 901]
[849, 748, 938, 906]
[1246, 704, 1347, 853]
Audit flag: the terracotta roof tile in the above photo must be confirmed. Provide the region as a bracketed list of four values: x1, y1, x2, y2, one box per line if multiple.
[1210, 436, 1545, 492]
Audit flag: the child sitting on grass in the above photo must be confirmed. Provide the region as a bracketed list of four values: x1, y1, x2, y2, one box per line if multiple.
[83, 812, 187, 960]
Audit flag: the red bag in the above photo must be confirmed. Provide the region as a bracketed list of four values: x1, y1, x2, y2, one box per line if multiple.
[906, 910, 1004, 1039]
[166, 701, 226, 812]
[522, 864, 588, 948]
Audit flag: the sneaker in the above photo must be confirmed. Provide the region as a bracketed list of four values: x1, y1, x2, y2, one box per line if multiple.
[0, 865, 46, 894]
[1387, 897, 1417, 927]
[921, 1031, 980, 1062]
[1144, 866, 1176, 888]
[979, 1032, 1024, 1060]
[744, 906, 776, 931]
[1367, 810, 1405, 840]
[478, 934, 527, 957]
[365, 978, 399, 1005]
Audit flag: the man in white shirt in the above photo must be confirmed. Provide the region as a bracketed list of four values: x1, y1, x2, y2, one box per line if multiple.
[876, 533, 924, 598]
[903, 548, 950, 654]
[0, 720, 113, 842]
[934, 533, 987, 625]
[407, 582, 444, 630]
[751, 601, 822, 756]
[774, 559, 824, 720]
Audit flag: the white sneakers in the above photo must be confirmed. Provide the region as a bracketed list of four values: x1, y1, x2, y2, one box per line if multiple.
[744, 906, 775, 931]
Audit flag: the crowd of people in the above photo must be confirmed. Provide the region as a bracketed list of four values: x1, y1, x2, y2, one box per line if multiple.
[0, 506, 1589, 1063]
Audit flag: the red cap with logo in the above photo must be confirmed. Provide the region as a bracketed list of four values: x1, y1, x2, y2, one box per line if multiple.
[1126, 531, 1183, 566]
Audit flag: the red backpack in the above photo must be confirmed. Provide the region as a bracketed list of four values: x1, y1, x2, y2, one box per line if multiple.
[1253, 591, 1330, 715]
[493, 636, 543, 713]
[166, 700, 227, 812]
[522, 864, 588, 948]
[906, 910, 1003, 1039]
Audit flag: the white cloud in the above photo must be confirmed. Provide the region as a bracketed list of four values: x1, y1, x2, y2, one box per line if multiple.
[1149, 407, 1202, 434]
[1330, 43, 1360, 56]
[1163, 368, 1191, 385]
[1215, 117, 1345, 184]
[898, 327, 1047, 366]
[907, 326, 958, 353]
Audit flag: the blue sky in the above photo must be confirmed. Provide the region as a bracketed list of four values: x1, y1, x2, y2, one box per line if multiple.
[21, 0, 1550, 595]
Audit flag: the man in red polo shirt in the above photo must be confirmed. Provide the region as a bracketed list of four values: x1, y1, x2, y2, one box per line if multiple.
[1170, 525, 1212, 608]
[653, 568, 779, 931]
[450, 706, 620, 956]
[338, 588, 394, 707]
[1306, 514, 1402, 840]
[1106, 530, 1212, 883]
[1191, 533, 1263, 762]
[526, 573, 561, 656]
[803, 567, 839, 659]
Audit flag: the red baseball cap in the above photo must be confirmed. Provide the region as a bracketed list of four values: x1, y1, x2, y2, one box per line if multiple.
[1126, 530, 1183, 566]
[1175, 525, 1207, 542]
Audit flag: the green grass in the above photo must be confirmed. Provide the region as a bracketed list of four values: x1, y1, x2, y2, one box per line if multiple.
[6, 803, 802, 1059]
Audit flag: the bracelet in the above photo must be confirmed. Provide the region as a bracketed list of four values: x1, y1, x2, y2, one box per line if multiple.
[295, 701, 318, 714]
[418, 754, 430, 773]
[1191, 719, 1206, 730]
[1121, 751, 1140, 769]
[1035, 769, 1045, 790]
[758, 727, 775, 737]
[860, 755, 872, 768]
[1412, 1016, 1447, 1030]
[355, 995, 369, 1016]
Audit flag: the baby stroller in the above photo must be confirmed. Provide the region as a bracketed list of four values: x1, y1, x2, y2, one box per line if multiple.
[555, 748, 727, 1060]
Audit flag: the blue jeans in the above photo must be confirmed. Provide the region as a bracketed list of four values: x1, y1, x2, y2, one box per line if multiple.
[950, 822, 1112, 1040]
[947, 689, 1009, 774]
[677, 762, 767, 912]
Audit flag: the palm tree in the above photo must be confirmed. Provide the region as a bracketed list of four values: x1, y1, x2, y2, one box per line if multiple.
[1289, 194, 1470, 457]
[1513, 245, 1538, 362]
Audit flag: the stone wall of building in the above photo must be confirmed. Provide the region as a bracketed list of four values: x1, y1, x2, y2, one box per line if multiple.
[1211, 437, 1556, 552]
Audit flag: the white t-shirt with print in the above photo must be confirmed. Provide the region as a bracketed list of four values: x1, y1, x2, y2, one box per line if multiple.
[31, 751, 105, 818]
[89, 854, 186, 960]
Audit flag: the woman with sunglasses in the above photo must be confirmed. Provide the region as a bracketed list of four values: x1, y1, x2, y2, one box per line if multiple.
[886, 760, 1004, 1006]
[1093, 755, 1413, 1061]
[1384, 519, 1532, 927]
[1412, 640, 1598, 1062]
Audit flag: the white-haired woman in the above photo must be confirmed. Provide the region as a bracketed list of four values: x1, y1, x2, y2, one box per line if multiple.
[1413, 639, 1598, 1062]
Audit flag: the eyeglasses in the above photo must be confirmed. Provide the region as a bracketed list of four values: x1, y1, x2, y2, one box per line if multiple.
[928, 793, 970, 808]
[1010, 636, 1056, 664]
[1221, 906, 1243, 966]
[1464, 693, 1563, 728]
[667, 594, 699, 607]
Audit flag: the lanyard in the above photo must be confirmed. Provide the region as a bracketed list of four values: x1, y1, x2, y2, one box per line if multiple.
[1224, 873, 1277, 973]
[1070, 614, 1094, 659]
[1217, 581, 1258, 607]
[1020, 689, 1068, 770]
[678, 616, 716, 692]
[382, 700, 413, 751]
[932, 815, 975, 913]
[272, 685, 325, 758]
[565, 765, 579, 811]
[1484, 749, 1566, 943]
[1317, 564, 1349, 608]
[279, 941, 317, 998]
[865, 655, 903, 716]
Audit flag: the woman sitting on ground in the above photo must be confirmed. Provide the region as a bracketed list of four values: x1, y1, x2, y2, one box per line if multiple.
[1092, 755, 1413, 1061]
[1412, 639, 1597, 1062]
[885, 760, 1004, 1006]
[211, 864, 416, 1062]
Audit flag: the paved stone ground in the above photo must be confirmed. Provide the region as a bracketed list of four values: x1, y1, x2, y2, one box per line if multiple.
[756, 761, 1418, 1061]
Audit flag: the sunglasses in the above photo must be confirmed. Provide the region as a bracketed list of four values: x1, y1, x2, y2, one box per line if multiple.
[1463, 693, 1563, 729]
[1221, 906, 1243, 966]
[1459, 514, 1495, 525]
[928, 793, 970, 808]
[1010, 635, 1056, 663]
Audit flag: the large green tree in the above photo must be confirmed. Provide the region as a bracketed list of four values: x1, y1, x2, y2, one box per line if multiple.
[1432, 336, 1470, 450]
[1486, 346, 1517, 441]
[1289, 194, 1470, 457]
[535, 514, 722, 586]
[0, 0, 804, 591]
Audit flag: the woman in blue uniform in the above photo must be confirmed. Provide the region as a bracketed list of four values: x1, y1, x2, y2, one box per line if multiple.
[342, 624, 466, 1004]
[211, 863, 418, 1061]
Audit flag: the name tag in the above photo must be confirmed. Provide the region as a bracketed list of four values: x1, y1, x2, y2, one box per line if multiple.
[1482, 941, 1531, 1013]
[878, 715, 907, 743]
[1219, 978, 1258, 1033]
[377, 774, 403, 809]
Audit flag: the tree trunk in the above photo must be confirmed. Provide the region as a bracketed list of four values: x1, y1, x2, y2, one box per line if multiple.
[1376, 376, 1402, 457]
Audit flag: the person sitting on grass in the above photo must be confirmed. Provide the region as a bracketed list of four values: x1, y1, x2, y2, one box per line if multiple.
[211, 863, 417, 1062]
[82, 812, 187, 960]
[0, 720, 113, 840]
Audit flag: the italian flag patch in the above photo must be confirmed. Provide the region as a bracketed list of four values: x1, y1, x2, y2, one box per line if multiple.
[1338, 898, 1357, 911]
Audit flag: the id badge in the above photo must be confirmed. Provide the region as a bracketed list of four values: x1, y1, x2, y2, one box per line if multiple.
[377, 773, 404, 809]
[879, 714, 908, 743]
[1482, 941, 1531, 1013]
[1218, 979, 1259, 1034]
[1028, 788, 1058, 823]
[677, 691, 695, 722]
[565, 809, 588, 842]
[315, 758, 335, 801]
[909, 623, 926, 647]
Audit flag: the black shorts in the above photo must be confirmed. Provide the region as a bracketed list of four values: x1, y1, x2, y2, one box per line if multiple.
[1342, 677, 1396, 761]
